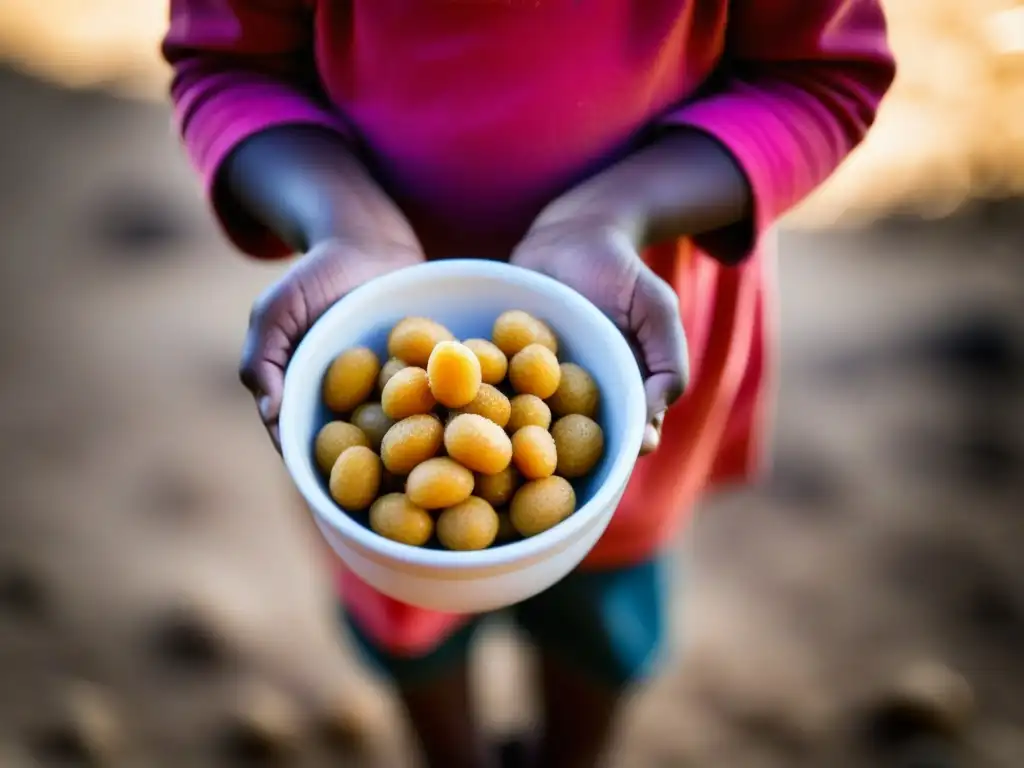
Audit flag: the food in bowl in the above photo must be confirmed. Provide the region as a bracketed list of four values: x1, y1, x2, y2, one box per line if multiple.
[312, 310, 606, 552]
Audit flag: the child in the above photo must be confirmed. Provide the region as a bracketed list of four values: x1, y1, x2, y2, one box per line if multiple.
[164, 3, 894, 767]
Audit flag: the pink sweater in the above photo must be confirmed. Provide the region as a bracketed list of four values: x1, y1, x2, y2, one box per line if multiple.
[164, 0, 894, 654]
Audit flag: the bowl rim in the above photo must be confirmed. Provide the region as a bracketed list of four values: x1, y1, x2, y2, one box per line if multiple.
[280, 258, 646, 571]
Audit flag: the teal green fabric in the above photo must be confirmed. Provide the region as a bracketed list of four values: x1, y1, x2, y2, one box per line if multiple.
[342, 557, 672, 690]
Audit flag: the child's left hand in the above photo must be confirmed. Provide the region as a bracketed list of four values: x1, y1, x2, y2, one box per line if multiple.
[510, 215, 688, 454]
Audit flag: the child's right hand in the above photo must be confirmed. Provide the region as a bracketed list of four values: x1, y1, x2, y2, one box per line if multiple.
[239, 238, 424, 449]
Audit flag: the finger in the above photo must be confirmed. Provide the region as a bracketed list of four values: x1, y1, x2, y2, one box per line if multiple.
[239, 316, 290, 429]
[632, 269, 689, 423]
[640, 424, 660, 455]
[639, 410, 665, 455]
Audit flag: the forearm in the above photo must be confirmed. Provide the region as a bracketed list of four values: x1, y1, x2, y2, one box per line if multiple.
[535, 130, 753, 261]
[220, 125, 418, 253]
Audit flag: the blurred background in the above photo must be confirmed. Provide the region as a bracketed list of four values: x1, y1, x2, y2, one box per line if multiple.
[0, 1, 1022, 766]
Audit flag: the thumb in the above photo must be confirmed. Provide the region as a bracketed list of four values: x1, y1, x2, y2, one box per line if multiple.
[644, 372, 684, 426]
[630, 268, 688, 455]
[640, 379, 675, 455]
[239, 322, 288, 437]
[632, 269, 689, 418]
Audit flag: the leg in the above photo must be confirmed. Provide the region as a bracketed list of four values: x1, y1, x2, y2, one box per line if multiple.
[344, 612, 496, 768]
[535, 652, 625, 768]
[397, 661, 494, 768]
[514, 557, 672, 768]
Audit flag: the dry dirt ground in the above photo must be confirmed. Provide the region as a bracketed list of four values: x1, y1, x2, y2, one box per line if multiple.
[0, 67, 1023, 768]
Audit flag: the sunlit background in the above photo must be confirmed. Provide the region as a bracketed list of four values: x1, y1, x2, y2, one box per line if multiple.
[0, 2, 1022, 766]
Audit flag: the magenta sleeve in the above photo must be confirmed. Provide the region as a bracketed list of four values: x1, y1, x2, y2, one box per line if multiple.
[661, 0, 896, 263]
[164, 0, 351, 259]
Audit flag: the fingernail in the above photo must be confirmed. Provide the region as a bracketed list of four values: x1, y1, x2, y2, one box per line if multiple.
[258, 396, 273, 421]
[642, 423, 661, 452]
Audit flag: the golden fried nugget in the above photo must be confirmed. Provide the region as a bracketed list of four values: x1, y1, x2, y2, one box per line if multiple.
[369, 494, 433, 547]
[436, 497, 499, 551]
[380, 414, 444, 475]
[487, 309, 552, 358]
[314, 421, 370, 476]
[462, 338, 508, 385]
[491, 310, 535, 357]
[378, 357, 408, 392]
[406, 457, 475, 509]
[491, 310, 557, 357]
[508, 344, 561, 399]
[455, 384, 511, 428]
[506, 394, 552, 433]
[323, 347, 380, 413]
[473, 465, 521, 507]
[381, 367, 436, 419]
[329, 446, 382, 511]
[427, 341, 482, 408]
[350, 403, 395, 452]
[547, 363, 600, 419]
[510, 476, 576, 537]
[533, 320, 559, 355]
[551, 414, 605, 478]
[444, 413, 513, 475]
[511, 425, 557, 480]
[388, 317, 454, 367]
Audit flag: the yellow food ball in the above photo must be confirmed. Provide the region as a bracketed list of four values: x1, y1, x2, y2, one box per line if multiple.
[427, 341, 482, 408]
[473, 465, 521, 507]
[506, 394, 552, 433]
[314, 421, 370, 476]
[547, 363, 600, 419]
[494, 512, 520, 545]
[455, 384, 511, 428]
[378, 357, 408, 392]
[369, 494, 433, 547]
[509, 344, 561, 399]
[350, 402, 395, 452]
[444, 413, 513, 475]
[380, 414, 444, 475]
[406, 457, 475, 509]
[533, 320, 559, 355]
[551, 414, 605, 478]
[491, 310, 558, 357]
[381, 366, 436, 419]
[511, 425, 558, 480]
[510, 476, 576, 537]
[388, 317, 454, 367]
[323, 347, 380, 413]
[462, 338, 508, 385]
[436, 497, 500, 551]
[329, 446, 382, 511]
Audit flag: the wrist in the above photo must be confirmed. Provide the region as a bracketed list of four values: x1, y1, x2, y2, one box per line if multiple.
[530, 186, 646, 251]
[304, 214, 420, 256]
[297, 174, 422, 258]
[305, 233, 423, 269]
[534, 130, 752, 253]
[223, 125, 422, 256]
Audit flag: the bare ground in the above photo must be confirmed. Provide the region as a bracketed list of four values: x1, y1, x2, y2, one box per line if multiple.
[0, 68, 1022, 767]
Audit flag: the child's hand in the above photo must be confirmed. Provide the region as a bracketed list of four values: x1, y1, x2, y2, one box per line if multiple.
[510, 217, 688, 454]
[240, 238, 424, 448]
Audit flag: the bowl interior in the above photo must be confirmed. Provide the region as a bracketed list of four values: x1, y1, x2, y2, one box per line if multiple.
[280, 259, 646, 569]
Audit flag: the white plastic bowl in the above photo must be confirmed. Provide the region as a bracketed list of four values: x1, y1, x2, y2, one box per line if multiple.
[279, 259, 645, 613]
